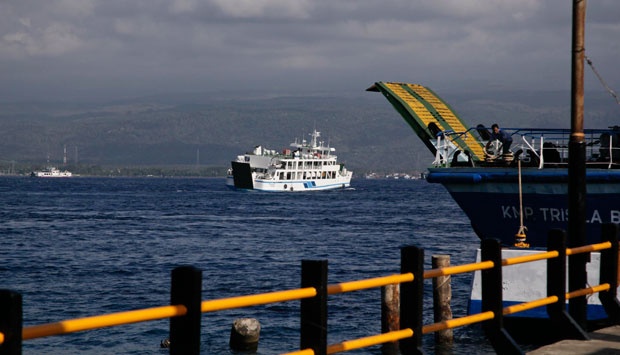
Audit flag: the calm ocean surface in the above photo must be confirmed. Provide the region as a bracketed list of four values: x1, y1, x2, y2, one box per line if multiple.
[0, 176, 496, 354]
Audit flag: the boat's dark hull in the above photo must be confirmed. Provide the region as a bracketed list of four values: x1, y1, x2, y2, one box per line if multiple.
[428, 167, 620, 247]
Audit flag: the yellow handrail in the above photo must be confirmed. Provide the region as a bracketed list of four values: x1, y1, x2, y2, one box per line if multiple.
[568, 241, 612, 255]
[281, 328, 428, 355]
[22, 304, 186, 340]
[422, 311, 495, 333]
[424, 260, 494, 279]
[503, 296, 559, 316]
[281, 349, 315, 355]
[502, 251, 559, 266]
[566, 283, 611, 300]
[327, 273, 413, 294]
[326, 328, 414, 354]
[201, 287, 317, 312]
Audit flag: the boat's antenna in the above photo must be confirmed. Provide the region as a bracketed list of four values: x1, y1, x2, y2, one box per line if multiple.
[514, 159, 530, 248]
[585, 55, 620, 106]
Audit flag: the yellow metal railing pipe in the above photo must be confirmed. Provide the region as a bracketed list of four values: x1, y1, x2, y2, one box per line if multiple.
[326, 328, 414, 354]
[327, 273, 413, 294]
[503, 296, 558, 316]
[424, 260, 494, 279]
[22, 304, 186, 340]
[201, 287, 316, 313]
[422, 311, 495, 334]
[502, 251, 559, 266]
[281, 349, 315, 355]
[566, 284, 610, 300]
[567, 241, 612, 255]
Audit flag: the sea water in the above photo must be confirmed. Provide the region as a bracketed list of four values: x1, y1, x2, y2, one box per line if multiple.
[0, 176, 495, 354]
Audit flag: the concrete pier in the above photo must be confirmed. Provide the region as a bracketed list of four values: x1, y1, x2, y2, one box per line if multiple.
[527, 325, 620, 354]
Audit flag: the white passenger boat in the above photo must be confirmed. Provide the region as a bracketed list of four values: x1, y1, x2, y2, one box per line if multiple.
[226, 130, 352, 192]
[31, 166, 73, 178]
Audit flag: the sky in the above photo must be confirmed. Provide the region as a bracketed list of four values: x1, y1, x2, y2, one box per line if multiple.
[1, 0, 619, 103]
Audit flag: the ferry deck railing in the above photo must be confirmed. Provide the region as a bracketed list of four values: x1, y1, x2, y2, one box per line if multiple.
[1, 224, 620, 354]
[435, 127, 620, 168]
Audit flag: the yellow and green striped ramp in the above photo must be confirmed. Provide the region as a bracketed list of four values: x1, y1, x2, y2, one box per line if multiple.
[367, 82, 486, 162]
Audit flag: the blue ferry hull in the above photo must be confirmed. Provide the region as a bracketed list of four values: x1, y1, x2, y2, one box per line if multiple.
[428, 167, 620, 247]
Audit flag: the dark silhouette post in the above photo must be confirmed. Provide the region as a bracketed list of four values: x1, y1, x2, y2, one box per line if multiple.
[568, 0, 588, 329]
[599, 223, 620, 322]
[399, 246, 424, 355]
[169, 266, 203, 355]
[300, 260, 328, 355]
[0, 290, 22, 355]
[546, 229, 589, 341]
[480, 239, 522, 355]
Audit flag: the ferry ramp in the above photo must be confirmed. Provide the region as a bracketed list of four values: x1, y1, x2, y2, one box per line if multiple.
[367, 82, 486, 162]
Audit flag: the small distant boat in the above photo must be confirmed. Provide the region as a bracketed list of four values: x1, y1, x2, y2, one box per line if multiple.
[31, 167, 73, 178]
[227, 129, 352, 192]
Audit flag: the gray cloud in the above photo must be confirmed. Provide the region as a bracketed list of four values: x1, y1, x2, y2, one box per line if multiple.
[1, 0, 618, 102]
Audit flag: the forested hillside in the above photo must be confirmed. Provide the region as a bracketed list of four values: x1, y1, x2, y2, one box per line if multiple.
[1, 88, 617, 176]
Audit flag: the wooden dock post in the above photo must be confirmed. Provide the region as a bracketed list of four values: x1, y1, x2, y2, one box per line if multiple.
[432, 255, 453, 346]
[381, 284, 399, 354]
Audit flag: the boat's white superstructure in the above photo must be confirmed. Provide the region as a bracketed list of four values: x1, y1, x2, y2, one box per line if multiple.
[227, 130, 352, 191]
[31, 167, 72, 177]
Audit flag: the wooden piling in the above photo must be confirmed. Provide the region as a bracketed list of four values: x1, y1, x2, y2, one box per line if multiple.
[229, 318, 261, 351]
[432, 255, 453, 346]
[381, 284, 400, 354]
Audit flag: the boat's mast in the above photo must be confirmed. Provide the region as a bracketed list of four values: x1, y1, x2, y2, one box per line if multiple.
[568, 0, 587, 328]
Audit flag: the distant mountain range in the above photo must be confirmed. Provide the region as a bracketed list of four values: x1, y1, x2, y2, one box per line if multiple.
[1, 87, 617, 176]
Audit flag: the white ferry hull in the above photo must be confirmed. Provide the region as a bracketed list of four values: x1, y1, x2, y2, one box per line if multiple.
[226, 169, 352, 192]
[468, 248, 615, 321]
[254, 176, 350, 192]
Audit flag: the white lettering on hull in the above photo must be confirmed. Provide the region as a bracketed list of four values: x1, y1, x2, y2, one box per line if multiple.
[499, 206, 620, 224]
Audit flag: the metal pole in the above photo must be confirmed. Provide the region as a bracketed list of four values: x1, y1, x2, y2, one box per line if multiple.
[399, 246, 424, 355]
[546, 230, 589, 341]
[480, 239, 522, 355]
[0, 290, 22, 355]
[568, 0, 588, 328]
[169, 266, 203, 355]
[599, 223, 620, 323]
[300, 260, 328, 355]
